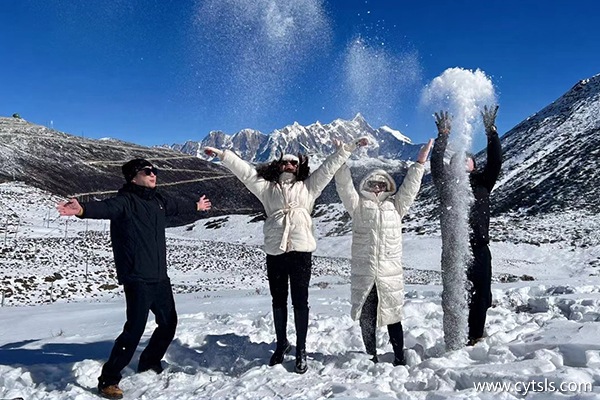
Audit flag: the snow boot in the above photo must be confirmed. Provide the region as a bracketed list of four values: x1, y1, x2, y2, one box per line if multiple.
[269, 307, 291, 366]
[98, 383, 124, 399]
[392, 355, 406, 366]
[269, 340, 292, 366]
[294, 307, 309, 374]
[388, 322, 405, 366]
[295, 348, 308, 374]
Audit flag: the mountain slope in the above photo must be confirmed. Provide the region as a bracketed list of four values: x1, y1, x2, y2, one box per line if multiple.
[491, 74, 600, 214]
[0, 117, 262, 225]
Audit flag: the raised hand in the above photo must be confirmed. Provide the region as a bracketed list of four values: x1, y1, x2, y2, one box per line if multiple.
[204, 146, 223, 158]
[343, 136, 369, 152]
[354, 136, 369, 147]
[417, 139, 434, 164]
[57, 198, 83, 216]
[481, 105, 499, 135]
[332, 139, 343, 150]
[434, 111, 451, 135]
[196, 195, 212, 211]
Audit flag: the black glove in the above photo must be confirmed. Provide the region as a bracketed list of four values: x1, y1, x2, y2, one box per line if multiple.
[481, 105, 499, 136]
[434, 111, 451, 136]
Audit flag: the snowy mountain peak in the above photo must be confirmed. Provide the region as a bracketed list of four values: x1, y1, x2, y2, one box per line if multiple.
[352, 112, 366, 123]
[175, 115, 423, 163]
[379, 125, 412, 144]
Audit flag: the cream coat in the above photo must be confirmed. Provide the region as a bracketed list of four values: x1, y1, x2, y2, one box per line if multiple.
[335, 163, 425, 327]
[222, 146, 352, 255]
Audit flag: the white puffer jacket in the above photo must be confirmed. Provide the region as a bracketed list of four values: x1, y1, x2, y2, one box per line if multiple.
[221, 146, 353, 255]
[335, 163, 425, 327]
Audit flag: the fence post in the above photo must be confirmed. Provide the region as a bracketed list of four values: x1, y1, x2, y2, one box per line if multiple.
[3, 217, 8, 246]
[14, 218, 20, 241]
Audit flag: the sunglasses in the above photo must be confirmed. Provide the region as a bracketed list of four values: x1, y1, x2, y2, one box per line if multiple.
[281, 160, 298, 166]
[139, 167, 159, 176]
[367, 181, 387, 190]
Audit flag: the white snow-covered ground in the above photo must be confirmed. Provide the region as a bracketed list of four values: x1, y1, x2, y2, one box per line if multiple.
[2, 181, 600, 399]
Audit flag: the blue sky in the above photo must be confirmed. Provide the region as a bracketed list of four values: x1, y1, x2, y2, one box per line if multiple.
[1, 0, 599, 151]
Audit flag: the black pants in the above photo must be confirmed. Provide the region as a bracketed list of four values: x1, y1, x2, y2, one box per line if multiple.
[267, 252, 311, 351]
[468, 244, 492, 340]
[266, 251, 312, 310]
[99, 280, 177, 387]
[359, 285, 404, 359]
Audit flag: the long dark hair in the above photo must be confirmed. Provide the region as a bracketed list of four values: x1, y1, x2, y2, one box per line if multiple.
[256, 153, 310, 182]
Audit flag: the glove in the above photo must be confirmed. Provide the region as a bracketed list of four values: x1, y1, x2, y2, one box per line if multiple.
[434, 111, 451, 136]
[481, 105, 499, 136]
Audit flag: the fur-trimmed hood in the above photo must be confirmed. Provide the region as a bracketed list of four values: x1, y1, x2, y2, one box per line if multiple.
[358, 169, 397, 202]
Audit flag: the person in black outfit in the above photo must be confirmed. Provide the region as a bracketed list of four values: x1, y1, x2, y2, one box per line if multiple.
[430, 106, 502, 346]
[57, 159, 211, 399]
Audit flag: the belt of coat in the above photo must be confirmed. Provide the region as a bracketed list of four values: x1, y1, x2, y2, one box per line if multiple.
[270, 201, 307, 252]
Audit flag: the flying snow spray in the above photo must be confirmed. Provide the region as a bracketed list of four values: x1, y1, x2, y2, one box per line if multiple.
[343, 35, 421, 126]
[421, 67, 496, 350]
[193, 0, 331, 123]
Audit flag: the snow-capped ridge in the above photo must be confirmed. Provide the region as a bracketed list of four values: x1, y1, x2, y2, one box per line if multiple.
[379, 125, 412, 144]
[173, 115, 423, 164]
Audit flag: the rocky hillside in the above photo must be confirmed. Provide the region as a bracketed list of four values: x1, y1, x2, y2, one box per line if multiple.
[0, 117, 262, 225]
[491, 74, 600, 214]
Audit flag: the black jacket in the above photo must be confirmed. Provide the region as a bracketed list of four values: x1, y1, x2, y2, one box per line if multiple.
[431, 132, 502, 246]
[80, 183, 195, 284]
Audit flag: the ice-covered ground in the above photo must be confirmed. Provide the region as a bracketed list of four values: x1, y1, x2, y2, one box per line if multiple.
[2, 181, 600, 399]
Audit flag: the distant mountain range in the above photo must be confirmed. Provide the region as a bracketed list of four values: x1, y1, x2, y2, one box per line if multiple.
[1, 73, 599, 228]
[169, 113, 423, 164]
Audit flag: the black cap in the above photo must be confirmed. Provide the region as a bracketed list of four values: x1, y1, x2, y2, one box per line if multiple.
[122, 158, 153, 182]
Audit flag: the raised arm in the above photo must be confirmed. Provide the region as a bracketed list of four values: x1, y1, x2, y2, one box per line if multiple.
[480, 105, 503, 190]
[334, 163, 359, 215]
[305, 137, 368, 196]
[57, 196, 128, 220]
[394, 139, 431, 217]
[204, 147, 270, 201]
[431, 111, 451, 190]
[161, 194, 212, 217]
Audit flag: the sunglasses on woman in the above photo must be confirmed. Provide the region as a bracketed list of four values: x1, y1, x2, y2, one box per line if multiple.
[366, 181, 387, 190]
[281, 160, 298, 166]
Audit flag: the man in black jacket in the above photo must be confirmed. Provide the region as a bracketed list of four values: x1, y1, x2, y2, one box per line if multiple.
[57, 159, 211, 399]
[430, 106, 502, 346]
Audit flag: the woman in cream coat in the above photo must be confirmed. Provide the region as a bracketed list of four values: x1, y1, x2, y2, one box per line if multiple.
[334, 140, 432, 365]
[204, 138, 367, 374]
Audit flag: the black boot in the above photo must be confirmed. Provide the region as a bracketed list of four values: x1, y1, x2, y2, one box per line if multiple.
[269, 341, 291, 366]
[388, 322, 405, 366]
[295, 348, 307, 374]
[269, 308, 291, 366]
[294, 308, 309, 374]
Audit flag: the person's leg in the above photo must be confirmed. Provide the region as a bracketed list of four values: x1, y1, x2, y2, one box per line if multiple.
[467, 245, 492, 343]
[387, 321, 405, 365]
[99, 282, 150, 388]
[289, 252, 312, 373]
[359, 285, 378, 362]
[267, 254, 292, 365]
[138, 280, 178, 373]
